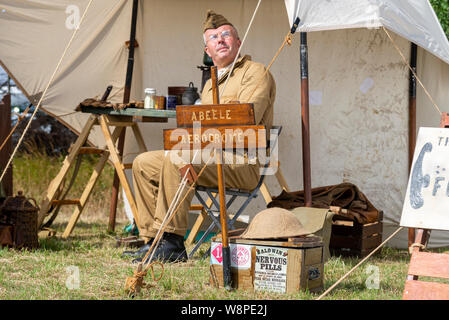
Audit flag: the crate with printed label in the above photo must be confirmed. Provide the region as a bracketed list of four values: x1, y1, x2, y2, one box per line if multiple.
[209, 231, 324, 294]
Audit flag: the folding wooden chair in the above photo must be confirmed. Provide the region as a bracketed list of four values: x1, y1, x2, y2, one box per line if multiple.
[188, 126, 283, 258]
[403, 249, 449, 300]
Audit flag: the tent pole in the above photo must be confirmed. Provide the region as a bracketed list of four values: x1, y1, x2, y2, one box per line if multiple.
[408, 42, 418, 247]
[109, 0, 139, 232]
[300, 32, 312, 207]
[0, 94, 12, 197]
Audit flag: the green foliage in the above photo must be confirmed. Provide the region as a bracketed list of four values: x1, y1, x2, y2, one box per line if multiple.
[12, 153, 120, 219]
[431, 0, 449, 38]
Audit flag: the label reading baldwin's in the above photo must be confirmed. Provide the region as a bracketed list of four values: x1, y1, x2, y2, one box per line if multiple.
[254, 246, 288, 293]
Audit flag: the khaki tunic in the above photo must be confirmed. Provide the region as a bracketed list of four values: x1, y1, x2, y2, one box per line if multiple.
[133, 54, 276, 239]
[201, 55, 276, 131]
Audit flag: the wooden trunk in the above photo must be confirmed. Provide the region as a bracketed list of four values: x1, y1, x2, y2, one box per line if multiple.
[210, 236, 324, 294]
[329, 211, 383, 257]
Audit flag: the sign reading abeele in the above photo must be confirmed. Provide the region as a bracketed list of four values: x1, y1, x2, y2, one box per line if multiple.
[401, 127, 449, 231]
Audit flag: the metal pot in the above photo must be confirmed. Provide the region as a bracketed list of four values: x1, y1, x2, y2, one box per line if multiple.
[181, 82, 200, 105]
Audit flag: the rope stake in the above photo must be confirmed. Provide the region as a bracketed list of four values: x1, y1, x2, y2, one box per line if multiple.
[124, 261, 164, 297]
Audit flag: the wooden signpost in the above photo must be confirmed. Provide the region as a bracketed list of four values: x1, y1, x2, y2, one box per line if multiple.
[175, 103, 255, 127]
[163, 66, 266, 290]
[401, 113, 449, 300]
[163, 125, 266, 151]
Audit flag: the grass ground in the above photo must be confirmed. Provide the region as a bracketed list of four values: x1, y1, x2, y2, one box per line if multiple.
[0, 218, 411, 300]
[0, 153, 445, 300]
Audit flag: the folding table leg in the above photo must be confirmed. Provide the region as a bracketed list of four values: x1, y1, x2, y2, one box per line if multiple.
[38, 115, 98, 227]
[99, 115, 140, 227]
[62, 150, 110, 238]
[131, 123, 148, 154]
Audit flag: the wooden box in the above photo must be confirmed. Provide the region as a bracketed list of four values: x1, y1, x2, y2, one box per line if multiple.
[209, 235, 324, 294]
[329, 211, 383, 257]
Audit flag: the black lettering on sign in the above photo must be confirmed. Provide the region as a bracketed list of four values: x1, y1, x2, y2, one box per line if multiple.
[410, 142, 432, 209]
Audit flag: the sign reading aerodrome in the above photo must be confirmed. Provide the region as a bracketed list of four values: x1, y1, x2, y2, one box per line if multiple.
[163, 125, 267, 150]
[164, 103, 267, 150]
[400, 127, 449, 231]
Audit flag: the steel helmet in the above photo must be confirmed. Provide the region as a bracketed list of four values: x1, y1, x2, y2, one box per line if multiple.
[241, 207, 310, 239]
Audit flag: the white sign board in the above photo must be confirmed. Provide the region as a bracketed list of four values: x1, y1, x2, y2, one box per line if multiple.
[254, 246, 288, 293]
[401, 127, 449, 231]
[210, 242, 252, 269]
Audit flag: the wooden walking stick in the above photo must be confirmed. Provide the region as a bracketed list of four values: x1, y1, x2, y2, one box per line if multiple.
[210, 66, 232, 290]
[162, 76, 265, 292]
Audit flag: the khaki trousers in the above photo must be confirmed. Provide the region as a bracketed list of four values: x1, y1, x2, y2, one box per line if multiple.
[132, 150, 260, 239]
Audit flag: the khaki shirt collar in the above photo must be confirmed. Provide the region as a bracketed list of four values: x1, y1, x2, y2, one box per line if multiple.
[217, 54, 251, 84]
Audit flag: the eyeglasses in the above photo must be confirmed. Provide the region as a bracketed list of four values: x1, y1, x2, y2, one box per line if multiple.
[206, 30, 232, 43]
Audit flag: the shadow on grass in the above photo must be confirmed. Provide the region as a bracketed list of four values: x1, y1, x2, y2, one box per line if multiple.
[331, 247, 411, 263]
[37, 221, 122, 252]
[49, 221, 113, 232]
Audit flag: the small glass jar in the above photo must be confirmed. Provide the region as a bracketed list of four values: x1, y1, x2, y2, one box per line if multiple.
[144, 88, 156, 109]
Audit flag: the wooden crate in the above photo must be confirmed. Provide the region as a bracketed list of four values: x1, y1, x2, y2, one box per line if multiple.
[329, 211, 383, 257]
[209, 236, 324, 294]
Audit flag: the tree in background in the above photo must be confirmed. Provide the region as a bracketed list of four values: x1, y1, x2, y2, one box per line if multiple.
[431, 0, 449, 38]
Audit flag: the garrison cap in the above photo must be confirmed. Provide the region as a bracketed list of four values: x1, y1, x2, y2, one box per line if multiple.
[203, 10, 234, 33]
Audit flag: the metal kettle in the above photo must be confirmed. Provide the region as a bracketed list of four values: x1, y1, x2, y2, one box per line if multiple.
[182, 82, 200, 105]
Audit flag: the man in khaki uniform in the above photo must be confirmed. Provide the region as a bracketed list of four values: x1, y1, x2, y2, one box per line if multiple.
[124, 10, 276, 263]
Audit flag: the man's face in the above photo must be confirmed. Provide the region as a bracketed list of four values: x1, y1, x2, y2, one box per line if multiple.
[204, 25, 241, 68]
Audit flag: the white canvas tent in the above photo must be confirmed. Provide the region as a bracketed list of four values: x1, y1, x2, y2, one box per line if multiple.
[1, 0, 449, 248]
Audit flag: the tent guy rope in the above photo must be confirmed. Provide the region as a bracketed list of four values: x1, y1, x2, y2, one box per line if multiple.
[316, 226, 404, 300]
[144, 150, 201, 264]
[220, 0, 262, 100]
[247, 30, 294, 102]
[0, 104, 31, 154]
[382, 26, 443, 116]
[247, 17, 300, 102]
[125, 151, 214, 297]
[0, 0, 95, 185]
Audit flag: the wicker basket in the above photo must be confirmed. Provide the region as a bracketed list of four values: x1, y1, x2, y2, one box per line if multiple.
[0, 191, 39, 249]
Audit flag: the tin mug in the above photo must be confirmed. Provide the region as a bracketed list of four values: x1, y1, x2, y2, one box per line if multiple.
[155, 96, 166, 110]
[166, 95, 177, 110]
